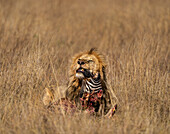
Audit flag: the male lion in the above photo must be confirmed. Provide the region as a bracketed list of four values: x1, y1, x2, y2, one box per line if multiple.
[43, 48, 118, 117]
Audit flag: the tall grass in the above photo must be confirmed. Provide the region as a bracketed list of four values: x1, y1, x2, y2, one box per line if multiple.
[0, 0, 169, 133]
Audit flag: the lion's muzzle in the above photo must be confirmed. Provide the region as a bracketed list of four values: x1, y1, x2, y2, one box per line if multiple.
[76, 68, 92, 79]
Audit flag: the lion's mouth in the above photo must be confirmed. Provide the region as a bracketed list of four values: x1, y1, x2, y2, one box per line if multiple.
[76, 68, 92, 79]
[76, 68, 85, 73]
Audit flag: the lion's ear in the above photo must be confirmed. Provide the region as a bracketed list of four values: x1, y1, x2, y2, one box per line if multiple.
[43, 88, 54, 106]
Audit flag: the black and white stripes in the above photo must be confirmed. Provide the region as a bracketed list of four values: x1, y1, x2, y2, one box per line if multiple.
[79, 73, 103, 98]
[84, 78, 102, 93]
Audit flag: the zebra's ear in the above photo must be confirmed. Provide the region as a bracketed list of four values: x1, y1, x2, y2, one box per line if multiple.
[42, 88, 54, 106]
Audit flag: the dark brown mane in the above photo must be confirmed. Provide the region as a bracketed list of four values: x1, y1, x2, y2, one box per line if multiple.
[88, 48, 97, 54]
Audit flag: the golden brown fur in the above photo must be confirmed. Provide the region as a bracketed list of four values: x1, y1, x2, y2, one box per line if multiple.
[43, 48, 118, 116]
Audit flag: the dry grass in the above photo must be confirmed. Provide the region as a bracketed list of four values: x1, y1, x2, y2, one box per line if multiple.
[0, 0, 169, 133]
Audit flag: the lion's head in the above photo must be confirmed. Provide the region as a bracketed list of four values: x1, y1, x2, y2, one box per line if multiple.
[70, 48, 106, 81]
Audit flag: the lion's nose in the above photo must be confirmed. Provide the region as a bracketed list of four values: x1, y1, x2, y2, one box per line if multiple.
[77, 60, 85, 65]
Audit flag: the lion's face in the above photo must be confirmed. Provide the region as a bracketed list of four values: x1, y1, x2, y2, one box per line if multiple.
[70, 49, 106, 81]
[75, 54, 100, 79]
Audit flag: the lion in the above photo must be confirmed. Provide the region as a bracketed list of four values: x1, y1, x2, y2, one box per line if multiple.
[43, 48, 118, 117]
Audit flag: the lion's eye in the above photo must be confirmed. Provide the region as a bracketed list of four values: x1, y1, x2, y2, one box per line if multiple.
[88, 60, 94, 63]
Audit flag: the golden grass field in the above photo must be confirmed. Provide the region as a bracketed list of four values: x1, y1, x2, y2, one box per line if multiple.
[0, 0, 169, 133]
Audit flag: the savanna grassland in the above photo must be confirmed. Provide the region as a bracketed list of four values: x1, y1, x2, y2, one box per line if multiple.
[0, 0, 169, 134]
